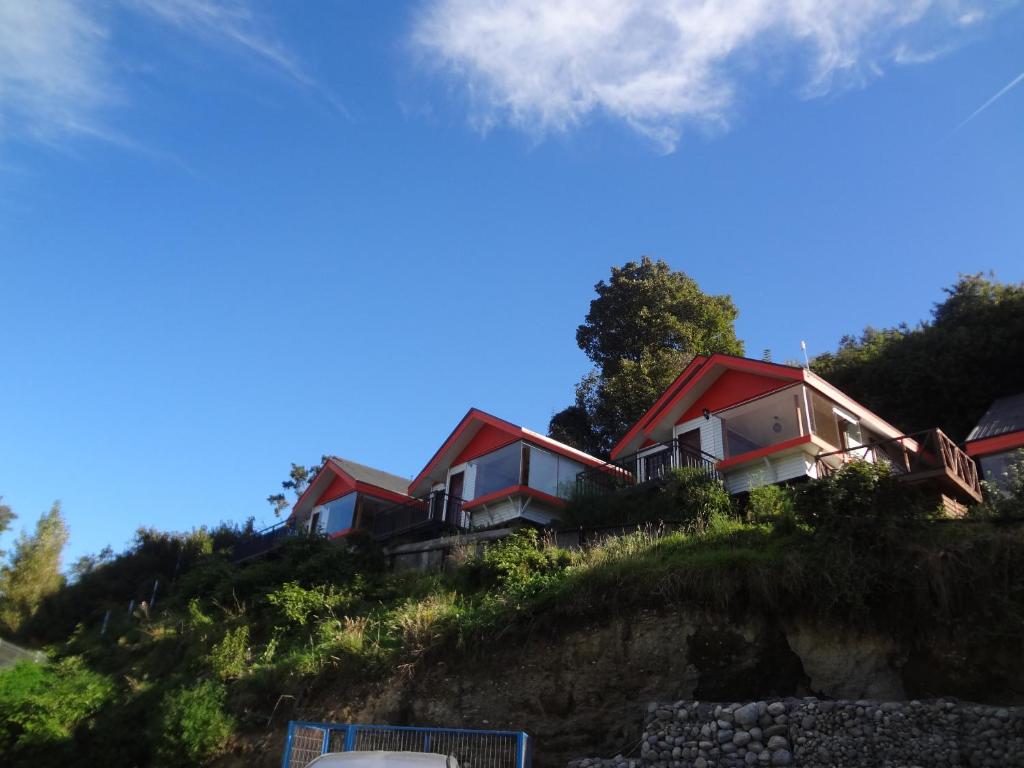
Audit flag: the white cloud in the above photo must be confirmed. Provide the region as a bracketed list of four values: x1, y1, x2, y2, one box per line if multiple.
[0, 1, 112, 142]
[412, 0, 1006, 151]
[0, 0, 334, 148]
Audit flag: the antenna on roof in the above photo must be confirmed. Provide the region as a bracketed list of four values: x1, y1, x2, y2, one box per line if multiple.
[800, 340, 810, 369]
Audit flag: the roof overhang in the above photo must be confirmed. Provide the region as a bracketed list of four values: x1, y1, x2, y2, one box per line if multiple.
[965, 429, 1024, 457]
[290, 458, 410, 520]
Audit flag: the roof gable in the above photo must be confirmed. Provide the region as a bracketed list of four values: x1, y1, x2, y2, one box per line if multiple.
[676, 369, 796, 424]
[409, 408, 605, 497]
[611, 355, 803, 458]
[967, 393, 1024, 442]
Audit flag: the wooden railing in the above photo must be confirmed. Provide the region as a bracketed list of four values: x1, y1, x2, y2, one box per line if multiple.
[814, 428, 981, 499]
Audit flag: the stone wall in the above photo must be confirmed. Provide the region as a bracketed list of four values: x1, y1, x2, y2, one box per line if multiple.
[568, 698, 1023, 768]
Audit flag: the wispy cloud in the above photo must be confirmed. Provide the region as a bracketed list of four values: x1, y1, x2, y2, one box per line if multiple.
[951, 68, 1024, 134]
[0, 1, 113, 143]
[0, 0, 339, 150]
[412, 0, 1007, 152]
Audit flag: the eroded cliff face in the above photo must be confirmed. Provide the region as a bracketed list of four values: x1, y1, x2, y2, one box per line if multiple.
[245, 609, 1022, 768]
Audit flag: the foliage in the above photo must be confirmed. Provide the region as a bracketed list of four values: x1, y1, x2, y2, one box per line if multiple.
[973, 449, 1024, 519]
[744, 482, 795, 523]
[0, 502, 69, 635]
[812, 274, 1024, 440]
[0, 657, 114, 760]
[470, 529, 571, 596]
[549, 257, 743, 456]
[157, 680, 235, 766]
[0, 496, 15, 559]
[268, 455, 331, 516]
[267, 581, 358, 627]
[210, 625, 250, 680]
[563, 468, 733, 529]
[793, 461, 930, 546]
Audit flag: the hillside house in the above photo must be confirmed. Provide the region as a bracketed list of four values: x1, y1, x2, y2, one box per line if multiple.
[965, 394, 1024, 492]
[582, 354, 981, 506]
[370, 408, 607, 542]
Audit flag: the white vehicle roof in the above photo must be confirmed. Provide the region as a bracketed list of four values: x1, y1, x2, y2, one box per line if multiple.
[306, 751, 458, 768]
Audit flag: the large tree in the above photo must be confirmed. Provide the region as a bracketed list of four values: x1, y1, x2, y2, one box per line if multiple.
[550, 257, 743, 457]
[812, 273, 1024, 441]
[267, 457, 329, 517]
[0, 502, 69, 635]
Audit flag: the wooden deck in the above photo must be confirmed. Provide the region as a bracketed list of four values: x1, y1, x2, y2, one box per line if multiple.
[815, 428, 982, 505]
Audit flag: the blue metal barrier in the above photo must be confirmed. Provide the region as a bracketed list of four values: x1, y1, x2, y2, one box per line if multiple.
[281, 722, 531, 768]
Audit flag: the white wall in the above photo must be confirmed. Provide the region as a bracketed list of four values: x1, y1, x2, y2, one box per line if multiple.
[724, 453, 815, 494]
[674, 416, 725, 459]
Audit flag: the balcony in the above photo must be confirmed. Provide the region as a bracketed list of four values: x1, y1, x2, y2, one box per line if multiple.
[814, 428, 982, 504]
[231, 520, 301, 562]
[576, 437, 722, 497]
[370, 491, 470, 541]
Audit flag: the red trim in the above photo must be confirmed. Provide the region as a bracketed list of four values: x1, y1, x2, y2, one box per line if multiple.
[452, 424, 520, 465]
[462, 485, 568, 511]
[612, 354, 803, 459]
[409, 408, 604, 496]
[678, 370, 795, 424]
[716, 435, 815, 471]
[965, 430, 1024, 457]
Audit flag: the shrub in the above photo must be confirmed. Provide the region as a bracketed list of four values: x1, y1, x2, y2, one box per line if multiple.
[267, 581, 357, 627]
[794, 461, 929, 545]
[474, 529, 570, 596]
[745, 482, 794, 522]
[210, 625, 250, 680]
[972, 449, 1024, 519]
[157, 680, 234, 766]
[0, 657, 114, 758]
[563, 468, 733, 529]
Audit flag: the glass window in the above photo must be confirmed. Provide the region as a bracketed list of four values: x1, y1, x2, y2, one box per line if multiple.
[468, 442, 523, 498]
[980, 449, 1024, 494]
[525, 445, 585, 499]
[321, 493, 356, 535]
[809, 391, 842, 448]
[719, 385, 806, 459]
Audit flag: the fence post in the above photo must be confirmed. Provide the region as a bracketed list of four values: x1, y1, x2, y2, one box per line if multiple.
[280, 721, 296, 768]
[321, 727, 330, 756]
[343, 724, 356, 752]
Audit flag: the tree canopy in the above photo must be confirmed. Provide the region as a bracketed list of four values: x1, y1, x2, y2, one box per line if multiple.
[0, 503, 69, 635]
[812, 273, 1024, 441]
[550, 257, 743, 457]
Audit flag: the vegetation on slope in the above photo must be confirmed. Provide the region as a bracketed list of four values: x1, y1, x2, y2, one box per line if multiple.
[2, 462, 1024, 767]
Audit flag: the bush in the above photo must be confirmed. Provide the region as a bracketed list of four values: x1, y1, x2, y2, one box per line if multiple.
[267, 581, 358, 627]
[210, 625, 250, 680]
[794, 461, 929, 545]
[564, 468, 733, 529]
[972, 449, 1024, 519]
[745, 482, 794, 521]
[0, 657, 114, 759]
[472, 529, 570, 596]
[157, 680, 234, 766]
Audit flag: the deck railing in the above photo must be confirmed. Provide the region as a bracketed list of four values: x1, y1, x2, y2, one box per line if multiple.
[370, 491, 470, 541]
[814, 428, 981, 500]
[231, 520, 301, 562]
[576, 437, 722, 498]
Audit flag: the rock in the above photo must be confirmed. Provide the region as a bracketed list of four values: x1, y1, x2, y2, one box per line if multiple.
[744, 753, 758, 766]
[718, 719, 734, 730]
[721, 744, 737, 754]
[733, 731, 752, 747]
[694, 759, 707, 768]
[747, 742, 764, 754]
[801, 716, 817, 731]
[764, 725, 788, 738]
[718, 730, 735, 744]
[767, 703, 786, 716]
[770, 748, 792, 766]
[767, 735, 789, 751]
[735, 703, 760, 727]
[749, 727, 763, 742]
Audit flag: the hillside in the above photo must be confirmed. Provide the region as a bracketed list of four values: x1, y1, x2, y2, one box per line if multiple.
[2, 464, 1024, 768]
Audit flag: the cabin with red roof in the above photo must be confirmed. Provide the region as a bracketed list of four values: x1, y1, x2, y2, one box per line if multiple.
[596, 354, 981, 506]
[370, 408, 607, 541]
[965, 393, 1024, 493]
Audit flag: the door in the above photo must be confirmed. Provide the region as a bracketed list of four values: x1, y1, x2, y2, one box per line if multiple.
[446, 471, 465, 527]
[677, 428, 702, 468]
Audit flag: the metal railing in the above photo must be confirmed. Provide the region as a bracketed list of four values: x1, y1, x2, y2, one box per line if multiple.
[370, 491, 470, 541]
[231, 520, 301, 562]
[814, 428, 981, 499]
[0, 638, 45, 669]
[281, 721, 531, 768]
[576, 437, 722, 498]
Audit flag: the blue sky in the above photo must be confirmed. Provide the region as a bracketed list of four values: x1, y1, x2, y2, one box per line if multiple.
[1, 0, 1022, 567]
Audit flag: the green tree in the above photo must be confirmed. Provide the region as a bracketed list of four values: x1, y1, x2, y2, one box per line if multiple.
[267, 457, 329, 516]
[0, 503, 70, 635]
[550, 257, 743, 456]
[0, 497, 15, 559]
[812, 274, 1024, 440]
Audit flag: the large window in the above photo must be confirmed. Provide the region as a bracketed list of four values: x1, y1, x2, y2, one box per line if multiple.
[979, 449, 1024, 494]
[720, 385, 808, 459]
[468, 442, 523, 498]
[320, 493, 356, 535]
[525, 445, 584, 499]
